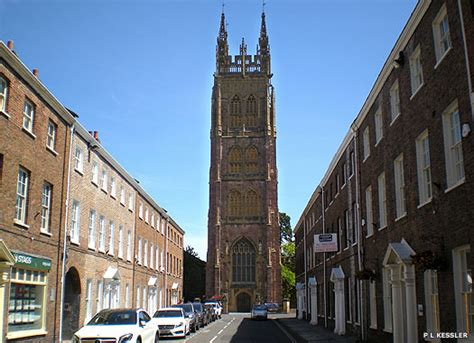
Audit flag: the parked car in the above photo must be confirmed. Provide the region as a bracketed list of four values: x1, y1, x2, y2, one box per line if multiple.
[203, 303, 216, 321]
[251, 304, 268, 320]
[204, 301, 222, 319]
[72, 308, 159, 343]
[152, 307, 189, 338]
[172, 303, 199, 332]
[192, 302, 208, 327]
[264, 302, 280, 313]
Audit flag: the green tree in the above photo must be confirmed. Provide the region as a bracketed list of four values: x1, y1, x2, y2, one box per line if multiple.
[185, 245, 199, 258]
[279, 212, 292, 243]
[279, 212, 296, 305]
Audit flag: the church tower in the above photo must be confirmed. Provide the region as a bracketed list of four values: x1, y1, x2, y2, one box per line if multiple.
[206, 10, 281, 312]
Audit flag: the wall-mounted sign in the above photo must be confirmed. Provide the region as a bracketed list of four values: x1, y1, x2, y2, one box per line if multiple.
[12, 251, 51, 271]
[314, 234, 338, 253]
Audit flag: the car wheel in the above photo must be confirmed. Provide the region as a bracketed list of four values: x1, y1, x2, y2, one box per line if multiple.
[154, 332, 159, 343]
[192, 323, 196, 333]
[136, 337, 142, 343]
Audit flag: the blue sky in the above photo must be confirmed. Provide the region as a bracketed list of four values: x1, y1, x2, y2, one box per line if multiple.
[0, 0, 416, 260]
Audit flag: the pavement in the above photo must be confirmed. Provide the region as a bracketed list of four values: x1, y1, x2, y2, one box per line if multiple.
[275, 316, 357, 343]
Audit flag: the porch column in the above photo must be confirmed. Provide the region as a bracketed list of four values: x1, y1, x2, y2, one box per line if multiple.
[390, 264, 403, 343]
[405, 264, 418, 343]
[334, 280, 346, 335]
[297, 289, 303, 319]
[310, 284, 318, 325]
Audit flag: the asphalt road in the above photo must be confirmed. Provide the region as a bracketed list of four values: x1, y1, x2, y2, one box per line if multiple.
[159, 313, 295, 343]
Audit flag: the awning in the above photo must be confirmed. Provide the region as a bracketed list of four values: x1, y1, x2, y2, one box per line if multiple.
[148, 277, 157, 286]
[383, 238, 416, 266]
[0, 240, 14, 268]
[172, 282, 179, 290]
[103, 266, 120, 281]
[330, 266, 345, 282]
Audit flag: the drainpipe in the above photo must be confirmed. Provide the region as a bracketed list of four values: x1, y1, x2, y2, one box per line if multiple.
[351, 127, 366, 340]
[321, 186, 327, 328]
[59, 124, 75, 342]
[457, 0, 474, 120]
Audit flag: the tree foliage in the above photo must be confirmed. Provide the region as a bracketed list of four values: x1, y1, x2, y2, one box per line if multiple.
[279, 212, 296, 305]
[185, 245, 199, 258]
[279, 212, 292, 243]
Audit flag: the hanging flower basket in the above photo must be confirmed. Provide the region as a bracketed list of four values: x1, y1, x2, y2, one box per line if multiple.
[355, 269, 376, 281]
[411, 250, 447, 272]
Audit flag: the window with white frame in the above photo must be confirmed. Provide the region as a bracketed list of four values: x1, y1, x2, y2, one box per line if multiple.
[365, 186, 373, 237]
[70, 200, 80, 243]
[394, 154, 406, 219]
[110, 177, 116, 198]
[40, 182, 52, 233]
[389, 80, 400, 122]
[383, 267, 393, 332]
[424, 269, 440, 336]
[143, 287, 147, 309]
[144, 240, 148, 267]
[442, 100, 464, 188]
[377, 172, 387, 229]
[363, 127, 370, 161]
[433, 4, 451, 64]
[85, 279, 93, 323]
[88, 210, 96, 249]
[145, 207, 149, 223]
[127, 230, 132, 261]
[97, 281, 103, 313]
[120, 187, 125, 205]
[374, 108, 383, 144]
[125, 284, 130, 308]
[91, 162, 99, 185]
[46, 121, 57, 151]
[150, 244, 154, 269]
[416, 130, 432, 204]
[138, 237, 142, 265]
[342, 162, 347, 185]
[151, 213, 155, 228]
[409, 45, 424, 95]
[136, 286, 141, 308]
[108, 221, 114, 255]
[160, 251, 164, 270]
[74, 147, 84, 173]
[369, 280, 377, 329]
[101, 169, 108, 191]
[139, 202, 143, 219]
[99, 215, 106, 252]
[344, 209, 349, 249]
[157, 216, 161, 232]
[0, 77, 7, 112]
[118, 225, 123, 258]
[453, 246, 473, 335]
[352, 202, 358, 245]
[349, 151, 355, 177]
[128, 193, 133, 211]
[156, 246, 159, 270]
[22, 100, 35, 132]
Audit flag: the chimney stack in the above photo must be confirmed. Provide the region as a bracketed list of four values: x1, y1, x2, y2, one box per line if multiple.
[93, 131, 100, 142]
[32, 69, 39, 77]
[7, 40, 14, 50]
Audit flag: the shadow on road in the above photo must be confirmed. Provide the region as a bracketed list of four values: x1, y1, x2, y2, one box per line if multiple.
[230, 317, 290, 343]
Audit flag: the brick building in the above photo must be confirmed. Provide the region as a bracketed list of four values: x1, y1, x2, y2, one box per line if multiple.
[0, 40, 184, 342]
[206, 11, 281, 312]
[295, 0, 474, 342]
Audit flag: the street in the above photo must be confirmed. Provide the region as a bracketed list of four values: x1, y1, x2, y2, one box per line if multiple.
[161, 313, 295, 343]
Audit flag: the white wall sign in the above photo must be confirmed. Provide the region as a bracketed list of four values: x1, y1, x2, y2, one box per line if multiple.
[314, 234, 338, 253]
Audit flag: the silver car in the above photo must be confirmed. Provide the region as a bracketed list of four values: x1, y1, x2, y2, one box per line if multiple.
[251, 304, 268, 320]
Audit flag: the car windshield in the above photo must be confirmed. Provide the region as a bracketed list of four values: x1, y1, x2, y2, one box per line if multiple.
[154, 310, 182, 318]
[253, 305, 266, 310]
[87, 310, 137, 325]
[193, 303, 203, 312]
[174, 304, 193, 314]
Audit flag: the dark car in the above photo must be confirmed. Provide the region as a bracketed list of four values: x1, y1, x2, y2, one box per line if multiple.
[203, 303, 216, 322]
[192, 302, 208, 327]
[172, 303, 199, 332]
[264, 302, 280, 313]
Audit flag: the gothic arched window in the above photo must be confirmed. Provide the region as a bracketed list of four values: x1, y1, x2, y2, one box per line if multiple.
[245, 190, 259, 218]
[232, 239, 256, 284]
[228, 190, 242, 217]
[230, 95, 241, 127]
[245, 95, 257, 127]
[228, 147, 243, 175]
[244, 146, 259, 174]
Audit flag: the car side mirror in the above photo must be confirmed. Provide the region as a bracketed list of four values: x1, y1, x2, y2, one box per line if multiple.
[139, 319, 147, 327]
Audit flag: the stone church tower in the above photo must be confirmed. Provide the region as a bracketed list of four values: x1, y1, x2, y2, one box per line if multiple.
[206, 10, 281, 312]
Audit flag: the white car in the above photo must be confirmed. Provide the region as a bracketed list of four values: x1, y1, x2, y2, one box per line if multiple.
[72, 308, 159, 343]
[152, 307, 189, 338]
[205, 302, 222, 318]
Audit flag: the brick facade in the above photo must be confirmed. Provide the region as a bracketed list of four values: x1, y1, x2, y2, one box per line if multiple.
[295, 0, 474, 341]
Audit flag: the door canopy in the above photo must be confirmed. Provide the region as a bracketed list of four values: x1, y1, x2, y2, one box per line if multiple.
[383, 238, 416, 266]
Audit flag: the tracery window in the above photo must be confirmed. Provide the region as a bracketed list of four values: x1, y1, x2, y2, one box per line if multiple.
[244, 146, 259, 174]
[230, 95, 241, 127]
[245, 95, 257, 127]
[228, 147, 243, 174]
[232, 239, 256, 284]
[228, 190, 242, 217]
[245, 190, 259, 217]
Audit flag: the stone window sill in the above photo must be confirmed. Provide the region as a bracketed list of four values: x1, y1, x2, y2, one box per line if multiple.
[22, 127, 36, 139]
[0, 110, 11, 119]
[14, 219, 30, 229]
[46, 146, 58, 156]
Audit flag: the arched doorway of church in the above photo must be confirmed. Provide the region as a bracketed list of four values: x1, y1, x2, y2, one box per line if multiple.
[63, 267, 81, 339]
[236, 292, 251, 312]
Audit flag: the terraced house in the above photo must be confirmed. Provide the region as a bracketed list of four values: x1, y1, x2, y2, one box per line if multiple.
[295, 0, 474, 342]
[0, 40, 185, 342]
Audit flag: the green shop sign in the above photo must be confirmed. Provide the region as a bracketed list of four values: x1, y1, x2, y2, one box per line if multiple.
[12, 252, 51, 271]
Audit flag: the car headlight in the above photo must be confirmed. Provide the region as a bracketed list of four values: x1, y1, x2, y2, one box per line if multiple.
[118, 333, 133, 343]
[176, 322, 184, 327]
[72, 335, 80, 343]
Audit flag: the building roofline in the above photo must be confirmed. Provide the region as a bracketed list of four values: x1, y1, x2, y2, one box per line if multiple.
[294, 0, 432, 234]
